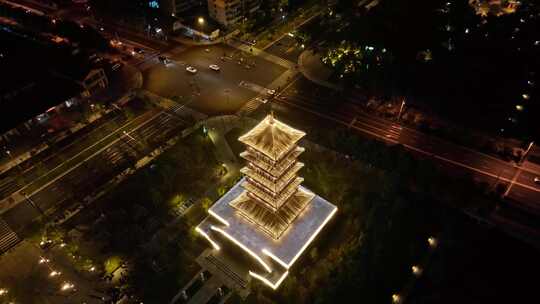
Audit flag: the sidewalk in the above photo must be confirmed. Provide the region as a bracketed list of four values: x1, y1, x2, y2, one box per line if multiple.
[0, 64, 143, 176]
[203, 116, 245, 184]
[226, 40, 295, 70]
[172, 30, 240, 47]
[298, 49, 343, 91]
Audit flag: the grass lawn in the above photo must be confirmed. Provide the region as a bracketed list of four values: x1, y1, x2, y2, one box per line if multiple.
[45, 129, 225, 302]
[225, 124, 498, 303]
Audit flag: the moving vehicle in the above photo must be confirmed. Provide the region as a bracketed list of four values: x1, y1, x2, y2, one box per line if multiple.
[158, 56, 170, 64]
[186, 66, 197, 74]
[209, 64, 220, 71]
[255, 97, 268, 103]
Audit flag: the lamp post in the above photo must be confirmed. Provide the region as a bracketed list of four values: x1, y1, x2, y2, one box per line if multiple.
[22, 192, 44, 216]
[519, 141, 534, 165]
[397, 98, 406, 121]
[4, 148, 22, 172]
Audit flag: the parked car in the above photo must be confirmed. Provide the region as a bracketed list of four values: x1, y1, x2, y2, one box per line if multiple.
[186, 66, 197, 74]
[209, 64, 220, 71]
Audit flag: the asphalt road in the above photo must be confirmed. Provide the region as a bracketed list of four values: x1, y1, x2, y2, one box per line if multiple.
[270, 75, 540, 242]
[2, 105, 194, 231]
[143, 44, 287, 115]
[265, 35, 304, 62]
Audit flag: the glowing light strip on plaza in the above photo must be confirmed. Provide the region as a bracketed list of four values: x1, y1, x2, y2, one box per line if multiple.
[262, 206, 338, 269]
[195, 227, 220, 250]
[208, 209, 230, 226]
[249, 271, 289, 290]
[210, 226, 273, 273]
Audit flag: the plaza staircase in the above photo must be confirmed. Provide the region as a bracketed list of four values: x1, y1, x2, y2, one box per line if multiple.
[205, 254, 248, 289]
[0, 217, 20, 255]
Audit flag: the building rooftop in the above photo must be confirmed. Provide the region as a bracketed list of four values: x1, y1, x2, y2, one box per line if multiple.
[238, 115, 306, 161]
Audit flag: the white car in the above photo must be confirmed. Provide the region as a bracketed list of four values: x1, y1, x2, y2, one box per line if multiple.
[186, 66, 197, 74]
[209, 64, 220, 71]
[266, 89, 276, 96]
[255, 97, 268, 103]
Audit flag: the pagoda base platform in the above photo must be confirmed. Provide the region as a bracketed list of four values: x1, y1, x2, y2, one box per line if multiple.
[196, 178, 337, 289]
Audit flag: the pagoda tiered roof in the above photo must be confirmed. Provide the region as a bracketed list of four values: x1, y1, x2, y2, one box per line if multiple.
[238, 115, 305, 161]
[242, 177, 304, 212]
[240, 162, 304, 194]
[240, 146, 305, 178]
[195, 114, 337, 291]
[229, 187, 315, 239]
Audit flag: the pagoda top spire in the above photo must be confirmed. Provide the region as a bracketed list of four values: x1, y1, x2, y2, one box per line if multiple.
[238, 114, 305, 161]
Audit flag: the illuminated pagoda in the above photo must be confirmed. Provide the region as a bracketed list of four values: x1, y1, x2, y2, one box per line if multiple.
[196, 114, 337, 290]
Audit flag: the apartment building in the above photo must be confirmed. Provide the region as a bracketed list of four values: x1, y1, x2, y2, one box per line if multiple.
[207, 0, 261, 26]
[160, 0, 201, 16]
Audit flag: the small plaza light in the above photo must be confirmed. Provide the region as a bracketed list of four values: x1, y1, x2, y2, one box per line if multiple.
[412, 265, 422, 276]
[392, 293, 401, 303]
[428, 237, 438, 248]
[49, 270, 61, 277]
[515, 104, 524, 111]
[39, 257, 50, 264]
[522, 94, 530, 100]
[90, 266, 96, 272]
[60, 282, 74, 291]
[198, 17, 205, 25]
[60, 243, 66, 248]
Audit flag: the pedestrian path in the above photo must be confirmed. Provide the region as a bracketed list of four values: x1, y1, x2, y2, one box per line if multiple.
[238, 81, 269, 94]
[0, 217, 20, 255]
[226, 40, 295, 69]
[236, 97, 265, 116]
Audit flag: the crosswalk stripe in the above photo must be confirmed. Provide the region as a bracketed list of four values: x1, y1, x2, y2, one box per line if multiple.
[0, 218, 21, 255]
